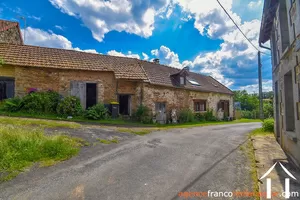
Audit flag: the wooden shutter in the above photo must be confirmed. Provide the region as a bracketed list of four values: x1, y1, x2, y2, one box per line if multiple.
[70, 81, 86, 109]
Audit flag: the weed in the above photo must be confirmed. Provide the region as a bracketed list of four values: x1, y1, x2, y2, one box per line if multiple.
[0, 125, 84, 182]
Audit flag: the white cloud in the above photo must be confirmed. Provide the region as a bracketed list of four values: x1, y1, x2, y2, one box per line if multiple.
[28, 15, 41, 21]
[23, 27, 98, 53]
[49, 0, 170, 42]
[174, 0, 241, 39]
[151, 45, 183, 68]
[142, 52, 149, 60]
[55, 25, 64, 31]
[107, 50, 140, 59]
[248, 0, 262, 9]
[239, 80, 273, 93]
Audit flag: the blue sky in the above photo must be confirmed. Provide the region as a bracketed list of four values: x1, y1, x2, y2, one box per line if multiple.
[0, 0, 272, 92]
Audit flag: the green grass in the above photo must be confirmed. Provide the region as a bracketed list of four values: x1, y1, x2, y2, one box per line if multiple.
[0, 111, 261, 128]
[249, 128, 273, 137]
[97, 137, 119, 144]
[117, 128, 153, 136]
[240, 127, 274, 200]
[155, 118, 262, 129]
[0, 124, 85, 182]
[246, 139, 260, 200]
[0, 116, 81, 129]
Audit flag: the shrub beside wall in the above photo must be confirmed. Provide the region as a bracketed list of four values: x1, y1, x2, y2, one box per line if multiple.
[56, 96, 82, 116]
[262, 118, 274, 132]
[85, 103, 108, 120]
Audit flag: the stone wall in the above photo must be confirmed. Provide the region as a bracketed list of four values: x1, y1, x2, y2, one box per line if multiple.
[0, 26, 22, 45]
[0, 65, 15, 77]
[11, 66, 117, 104]
[142, 83, 233, 118]
[1, 65, 233, 120]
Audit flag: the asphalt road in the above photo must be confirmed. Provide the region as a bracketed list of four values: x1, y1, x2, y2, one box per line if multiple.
[0, 123, 261, 200]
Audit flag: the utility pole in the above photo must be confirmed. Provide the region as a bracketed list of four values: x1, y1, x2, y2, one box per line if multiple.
[258, 51, 264, 120]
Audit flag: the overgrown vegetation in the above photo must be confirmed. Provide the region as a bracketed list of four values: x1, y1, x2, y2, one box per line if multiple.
[240, 140, 260, 200]
[0, 125, 84, 182]
[97, 137, 119, 144]
[133, 105, 153, 124]
[262, 118, 274, 132]
[178, 109, 195, 123]
[234, 90, 274, 119]
[0, 116, 81, 129]
[85, 103, 109, 120]
[56, 96, 82, 116]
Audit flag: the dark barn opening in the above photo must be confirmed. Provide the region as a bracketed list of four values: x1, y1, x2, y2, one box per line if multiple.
[0, 77, 15, 101]
[86, 83, 97, 109]
[119, 95, 130, 115]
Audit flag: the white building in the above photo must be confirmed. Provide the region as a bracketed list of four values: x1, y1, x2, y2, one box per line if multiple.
[259, 0, 300, 167]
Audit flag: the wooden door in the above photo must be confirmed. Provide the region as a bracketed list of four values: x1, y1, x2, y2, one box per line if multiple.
[70, 81, 86, 109]
[155, 102, 166, 124]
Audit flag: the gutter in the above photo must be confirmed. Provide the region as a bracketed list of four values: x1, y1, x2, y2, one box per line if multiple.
[259, 43, 271, 51]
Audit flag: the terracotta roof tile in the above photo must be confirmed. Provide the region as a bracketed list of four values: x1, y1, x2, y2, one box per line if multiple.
[0, 43, 147, 80]
[140, 61, 233, 95]
[0, 43, 233, 94]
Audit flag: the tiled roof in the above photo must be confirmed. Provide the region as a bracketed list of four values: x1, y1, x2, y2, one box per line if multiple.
[0, 43, 232, 94]
[140, 61, 233, 95]
[0, 43, 147, 80]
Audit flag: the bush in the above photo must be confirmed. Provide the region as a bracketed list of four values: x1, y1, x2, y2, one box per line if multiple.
[178, 109, 194, 123]
[194, 112, 206, 122]
[22, 91, 61, 114]
[84, 103, 108, 120]
[56, 96, 82, 116]
[263, 102, 274, 119]
[263, 118, 274, 132]
[134, 105, 152, 124]
[241, 110, 259, 119]
[0, 97, 23, 112]
[204, 109, 217, 121]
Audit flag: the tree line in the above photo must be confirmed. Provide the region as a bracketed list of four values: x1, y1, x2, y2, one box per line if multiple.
[233, 90, 274, 119]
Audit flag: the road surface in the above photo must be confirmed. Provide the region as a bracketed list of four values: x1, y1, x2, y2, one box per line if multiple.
[0, 123, 261, 200]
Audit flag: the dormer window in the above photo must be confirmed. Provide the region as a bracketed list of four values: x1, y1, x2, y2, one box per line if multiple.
[180, 76, 185, 85]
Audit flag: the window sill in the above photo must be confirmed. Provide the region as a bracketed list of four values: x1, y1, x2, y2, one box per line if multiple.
[285, 131, 298, 143]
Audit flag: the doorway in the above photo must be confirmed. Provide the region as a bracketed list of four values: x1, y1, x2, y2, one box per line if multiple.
[0, 77, 15, 101]
[86, 83, 97, 109]
[70, 81, 98, 110]
[119, 95, 131, 115]
[155, 102, 166, 124]
[219, 100, 230, 119]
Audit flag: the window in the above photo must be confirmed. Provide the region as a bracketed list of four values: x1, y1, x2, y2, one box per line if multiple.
[188, 79, 200, 86]
[194, 100, 206, 112]
[180, 76, 185, 85]
[284, 71, 295, 131]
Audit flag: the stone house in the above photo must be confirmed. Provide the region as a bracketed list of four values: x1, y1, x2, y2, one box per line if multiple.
[259, 0, 300, 167]
[0, 20, 233, 122]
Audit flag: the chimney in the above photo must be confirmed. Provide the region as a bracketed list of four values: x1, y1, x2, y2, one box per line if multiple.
[183, 66, 190, 71]
[153, 58, 160, 64]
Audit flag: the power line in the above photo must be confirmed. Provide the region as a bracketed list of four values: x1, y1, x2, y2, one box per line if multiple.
[216, 0, 271, 56]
